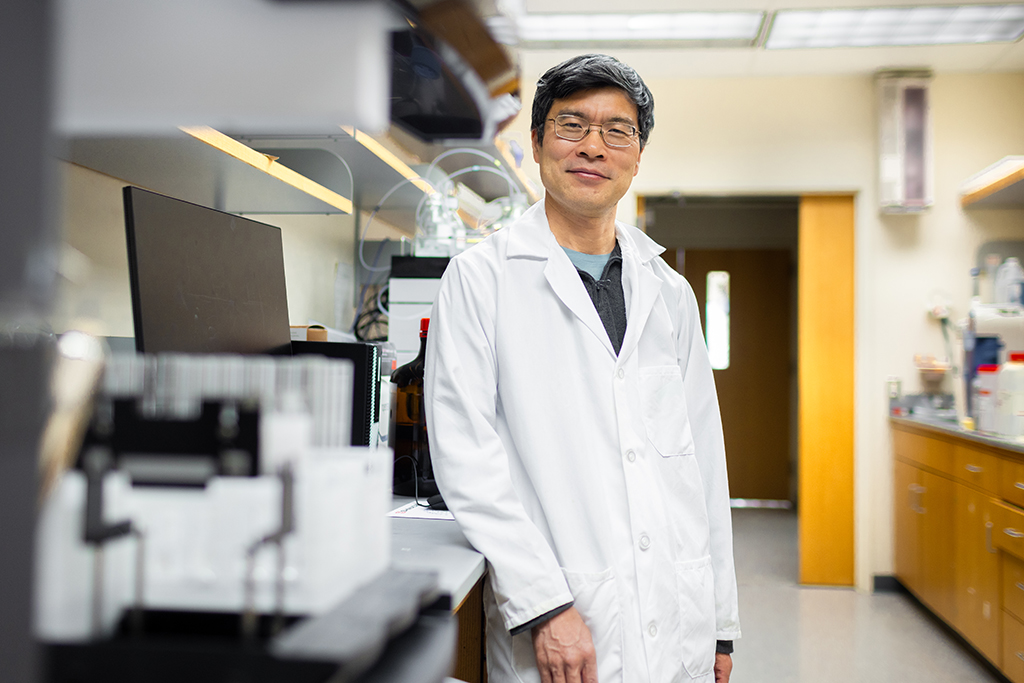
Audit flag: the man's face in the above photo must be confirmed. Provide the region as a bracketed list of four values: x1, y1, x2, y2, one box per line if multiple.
[532, 87, 643, 220]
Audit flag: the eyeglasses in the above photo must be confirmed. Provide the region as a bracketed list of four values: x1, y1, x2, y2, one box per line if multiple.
[548, 115, 638, 148]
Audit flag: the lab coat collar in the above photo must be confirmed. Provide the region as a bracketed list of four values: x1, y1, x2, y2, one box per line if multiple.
[504, 198, 667, 264]
[505, 199, 556, 259]
[505, 198, 669, 363]
[616, 225, 665, 364]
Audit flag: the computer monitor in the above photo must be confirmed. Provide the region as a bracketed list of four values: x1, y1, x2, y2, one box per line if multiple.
[123, 186, 292, 355]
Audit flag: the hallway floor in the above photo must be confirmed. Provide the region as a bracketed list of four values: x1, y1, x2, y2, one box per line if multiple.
[729, 509, 1003, 683]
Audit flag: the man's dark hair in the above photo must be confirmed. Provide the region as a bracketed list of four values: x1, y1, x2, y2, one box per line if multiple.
[531, 54, 654, 150]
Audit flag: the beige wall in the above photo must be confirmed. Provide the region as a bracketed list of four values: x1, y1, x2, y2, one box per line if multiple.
[52, 161, 357, 338]
[56, 67, 1024, 591]
[508, 62, 1024, 591]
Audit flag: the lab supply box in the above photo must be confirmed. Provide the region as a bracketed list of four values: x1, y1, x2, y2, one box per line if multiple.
[36, 351, 416, 682]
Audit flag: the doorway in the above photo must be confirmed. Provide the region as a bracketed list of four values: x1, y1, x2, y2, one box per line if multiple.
[642, 194, 856, 587]
[684, 249, 792, 501]
[645, 196, 799, 506]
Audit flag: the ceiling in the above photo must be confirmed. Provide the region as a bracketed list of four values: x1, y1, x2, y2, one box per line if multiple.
[513, 0, 1024, 78]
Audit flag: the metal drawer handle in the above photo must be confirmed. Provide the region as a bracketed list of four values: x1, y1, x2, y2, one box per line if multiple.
[1017, 582, 1024, 592]
[1018, 652, 1024, 663]
[1016, 482, 1024, 491]
[988, 522, 998, 554]
[965, 464, 983, 473]
[1006, 528, 1024, 539]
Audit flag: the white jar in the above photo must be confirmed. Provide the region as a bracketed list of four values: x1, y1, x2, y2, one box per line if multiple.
[996, 257, 1024, 305]
[998, 353, 1024, 438]
[976, 364, 1000, 433]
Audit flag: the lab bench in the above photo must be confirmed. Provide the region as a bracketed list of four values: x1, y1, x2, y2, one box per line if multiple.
[44, 498, 487, 683]
[891, 416, 1024, 682]
[390, 497, 488, 683]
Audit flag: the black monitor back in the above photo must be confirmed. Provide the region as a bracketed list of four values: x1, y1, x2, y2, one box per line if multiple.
[123, 186, 292, 355]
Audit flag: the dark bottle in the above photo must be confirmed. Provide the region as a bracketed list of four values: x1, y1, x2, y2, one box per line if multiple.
[389, 318, 438, 497]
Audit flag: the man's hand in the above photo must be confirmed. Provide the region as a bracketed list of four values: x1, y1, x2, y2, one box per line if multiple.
[714, 653, 732, 683]
[531, 607, 598, 683]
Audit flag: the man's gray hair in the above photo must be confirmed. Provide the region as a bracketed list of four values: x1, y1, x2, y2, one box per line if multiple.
[531, 54, 655, 150]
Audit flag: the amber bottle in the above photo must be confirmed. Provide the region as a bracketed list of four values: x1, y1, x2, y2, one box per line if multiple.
[389, 318, 438, 497]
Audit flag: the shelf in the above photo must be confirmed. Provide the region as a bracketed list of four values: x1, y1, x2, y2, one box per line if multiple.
[960, 156, 1024, 208]
[62, 124, 536, 236]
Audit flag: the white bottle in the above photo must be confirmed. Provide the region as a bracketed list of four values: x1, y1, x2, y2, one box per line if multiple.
[976, 364, 1000, 433]
[999, 353, 1024, 439]
[980, 253, 1001, 304]
[996, 257, 1024, 305]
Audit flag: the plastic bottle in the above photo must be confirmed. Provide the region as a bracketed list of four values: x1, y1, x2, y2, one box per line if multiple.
[975, 364, 1000, 433]
[980, 253, 1001, 304]
[388, 318, 438, 497]
[375, 341, 398, 448]
[996, 257, 1024, 305]
[999, 353, 1024, 439]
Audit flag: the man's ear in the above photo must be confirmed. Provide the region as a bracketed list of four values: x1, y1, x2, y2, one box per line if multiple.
[633, 146, 643, 177]
[532, 128, 542, 164]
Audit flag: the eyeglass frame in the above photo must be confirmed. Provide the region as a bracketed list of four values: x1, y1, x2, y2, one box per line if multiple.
[546, 115, 639, 148]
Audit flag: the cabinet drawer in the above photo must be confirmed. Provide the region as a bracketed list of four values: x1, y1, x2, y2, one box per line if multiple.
[1006, 611, 1024, 683]
[999, 503, 1024, 562]
[953, 446, 1000, 494]
[1008, 555, 1024, 624]
[894, 430, 954, 476]
[1004, 459, 1024, 509]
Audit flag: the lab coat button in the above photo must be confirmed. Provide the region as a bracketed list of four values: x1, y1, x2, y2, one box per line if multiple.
[617, 368, 625, 379]
[639, 534, 651, 550]
[648, 623, 658, 637]
[626, 450, 636, 462]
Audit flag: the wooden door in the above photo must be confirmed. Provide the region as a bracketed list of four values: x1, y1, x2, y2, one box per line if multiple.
[798, 195, 855, 586]
[894, 459, 922, 593]
[682, 249, 792, 501]
[955, 483, 1000, 663]
[920, 469, 956, 622]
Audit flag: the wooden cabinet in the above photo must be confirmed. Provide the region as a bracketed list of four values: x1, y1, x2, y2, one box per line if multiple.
[895, 459, 922, 592]
[1005, 611, 1024, 683]
[954, 483, 1000, 663]
[892, 421, 1024, 679]
[893, 440, 955, 621]
[919, 470, 956, 622]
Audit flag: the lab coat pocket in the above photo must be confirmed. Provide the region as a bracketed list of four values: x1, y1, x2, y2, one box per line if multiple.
[675, 556, 717, 679]
[513, 567, 623, 682]
[639, 366, 696, 457]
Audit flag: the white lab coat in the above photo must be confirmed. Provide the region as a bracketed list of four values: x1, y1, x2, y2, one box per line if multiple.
[425, 200, 740, 683]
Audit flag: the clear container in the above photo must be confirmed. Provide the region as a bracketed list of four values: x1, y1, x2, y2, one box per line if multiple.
[998, 352, 1024, 439]
[980, 253, 1001, 304]
[996, 257, 1024, 305]
[975, 364, 1000, 433]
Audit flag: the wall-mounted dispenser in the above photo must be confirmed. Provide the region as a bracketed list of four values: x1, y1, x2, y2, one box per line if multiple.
[876, 69, 934, 214]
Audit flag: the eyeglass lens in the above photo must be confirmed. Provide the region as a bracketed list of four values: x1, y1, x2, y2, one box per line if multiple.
[553, 116, 635, 147]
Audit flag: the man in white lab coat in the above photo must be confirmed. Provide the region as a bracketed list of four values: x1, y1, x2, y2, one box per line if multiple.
[425, 54, 740, 683]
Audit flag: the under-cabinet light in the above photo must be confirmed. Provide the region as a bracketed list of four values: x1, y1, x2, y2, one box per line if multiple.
[767, 4, 1024, 49]
[517, 12, 765, 47]
[180, 126, 353, 214]
[340, 126, 436, 195]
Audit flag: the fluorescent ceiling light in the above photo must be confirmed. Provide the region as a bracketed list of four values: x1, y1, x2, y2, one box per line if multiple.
[339, 126, 435, 195]
[767, 5, 1024, 49]
[180, 126, 353, 214]
[518, 12, 765, 47]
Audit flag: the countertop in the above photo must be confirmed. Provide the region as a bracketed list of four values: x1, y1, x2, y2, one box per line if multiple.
[388, 497, 486, 611]
[890, 414, 1024, 456]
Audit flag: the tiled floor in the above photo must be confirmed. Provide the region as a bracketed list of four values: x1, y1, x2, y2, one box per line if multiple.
[729, 508, 1003, 683]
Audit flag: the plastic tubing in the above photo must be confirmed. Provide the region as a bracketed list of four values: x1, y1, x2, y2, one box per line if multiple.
[324, 149, 355, 205]
[358, 175, 439, 273]
[425, 148, 520, 195]
[351, 237, 390, 334]
[415, 165, 524, 234]
[376, 283, 390, 318]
